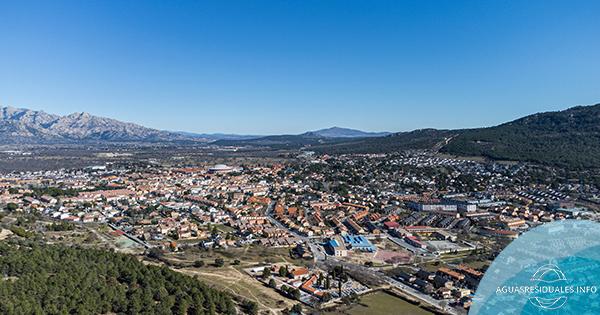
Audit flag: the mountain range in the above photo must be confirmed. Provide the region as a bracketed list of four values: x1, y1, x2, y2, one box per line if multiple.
[0, 106, 192, 144]
[2, 104, 600, 169]
[176, 127, 389, 141]
[215, 103, 600, 169]
[0, 107, 390, 144]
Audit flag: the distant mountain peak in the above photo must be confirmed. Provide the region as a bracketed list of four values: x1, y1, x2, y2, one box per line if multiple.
[69, 111, 91, 117]
[308, 126, 391, 138]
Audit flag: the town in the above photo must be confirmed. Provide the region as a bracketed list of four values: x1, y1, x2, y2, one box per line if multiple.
[1, 148, 599, 315]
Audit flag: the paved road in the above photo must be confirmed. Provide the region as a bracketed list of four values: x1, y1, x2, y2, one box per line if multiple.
[265, 201, 457, 315]
[265, 201, 306, 239]
[385, 272, 459, 315]
[317, 256, 457, 314]
[265, 201, 327, 262]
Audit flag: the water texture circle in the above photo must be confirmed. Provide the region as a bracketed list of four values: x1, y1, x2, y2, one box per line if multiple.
[470, 220, 600, 315]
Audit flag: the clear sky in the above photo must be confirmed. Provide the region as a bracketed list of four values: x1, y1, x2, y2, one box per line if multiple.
[1, 1, 599, 134]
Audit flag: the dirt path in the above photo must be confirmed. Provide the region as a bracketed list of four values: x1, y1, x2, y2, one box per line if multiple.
[186, 267, 281, 314]
[141, 257, 294, 314]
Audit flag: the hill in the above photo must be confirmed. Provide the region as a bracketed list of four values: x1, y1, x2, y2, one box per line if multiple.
[308, 103, 600, 169]
[441, 104, 600, 168]
[306, 127, 390, 138]
[213, 133, 354, 148]
[311, 129, 455, 154]
[212, 127, 391, 148]
[175, 131, 261, 141]
[0, 242, 235, 314]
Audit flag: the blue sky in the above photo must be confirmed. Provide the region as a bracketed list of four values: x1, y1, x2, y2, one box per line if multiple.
[1, 0, 599, 134]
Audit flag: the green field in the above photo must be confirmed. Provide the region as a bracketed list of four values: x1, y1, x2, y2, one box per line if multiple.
[327, 291, 434, 315]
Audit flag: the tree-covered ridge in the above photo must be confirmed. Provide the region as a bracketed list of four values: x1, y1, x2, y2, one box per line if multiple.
[0, 242, 236, 315]
[312, 129, 454, 154]
[442, 104, 600, 169]
[310, 103, 600, 169]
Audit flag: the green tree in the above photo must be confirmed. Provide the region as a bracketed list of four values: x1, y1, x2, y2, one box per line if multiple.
[241, 300, 258, 315]
[291, 304, 303, 314]
[278, 266, 287, 277]
[262, 267, 271, 279]
[0, 242, 236, 315]
[147, 248, 164, 259]
[194, 260, 205, 268]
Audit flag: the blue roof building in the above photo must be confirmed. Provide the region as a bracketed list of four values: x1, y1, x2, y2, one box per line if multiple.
[342, 235, 376, 252]
[325, 237, 348, 257]
[327, 239, 341, 248]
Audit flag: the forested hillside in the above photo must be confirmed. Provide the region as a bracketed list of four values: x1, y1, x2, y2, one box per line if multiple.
[311, 129, 454, 154]
[442, 104, 600, 168]
[0, 242, 236, 315]
[310, 104, 600, 169]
